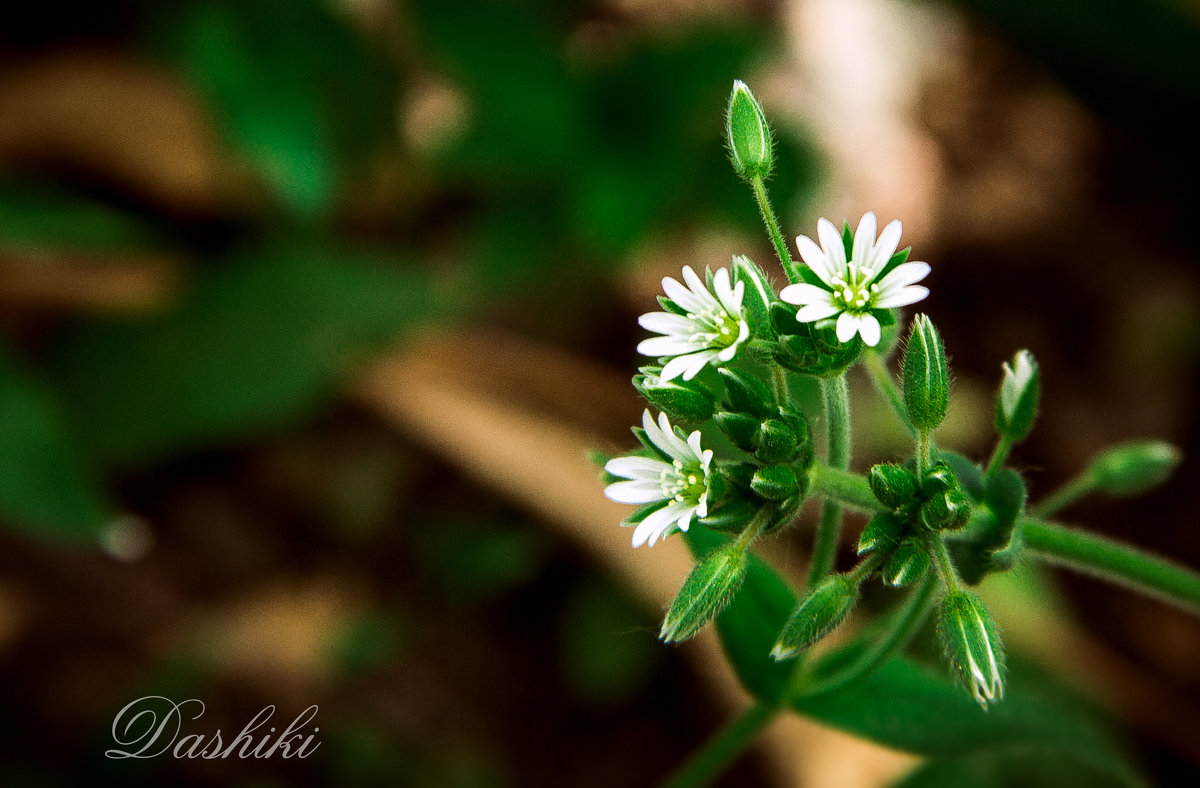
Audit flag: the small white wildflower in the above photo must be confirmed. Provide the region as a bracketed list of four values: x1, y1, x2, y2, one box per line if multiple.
[637, 265, 750, 382]
[604, 410, 714, 548]
[779, 212, 930, 347]
[999, 350, 1036, 424]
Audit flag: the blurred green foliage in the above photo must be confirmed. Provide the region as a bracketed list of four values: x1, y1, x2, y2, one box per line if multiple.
[0, 0, 809, 543]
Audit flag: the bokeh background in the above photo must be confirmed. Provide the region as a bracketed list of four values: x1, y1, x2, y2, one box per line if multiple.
[1, 0, 1199, 785]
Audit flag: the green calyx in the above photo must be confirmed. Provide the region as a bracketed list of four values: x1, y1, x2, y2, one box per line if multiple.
[903, 314, 949, 431]
[771, 573, 860, 661]
[661, 545, 749, 643]
[726, 80, 774, 181]
[633, 367, 716, 423]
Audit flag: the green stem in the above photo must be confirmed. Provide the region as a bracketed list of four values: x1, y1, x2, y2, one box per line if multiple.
[917, 430, 932, 477]
[863, 348, 915, 437]
[1029, 474, 1096, 519]
[771, 365, 791, 406]
[750, 175, 801, 283]
[925, 532, 962, 591]
[809, 464, 883, 513]
[1022, 518, 1200, 613]
[808, 375, 851, 590]
[661, 702, 779, 788]
[986, 435, 1014, 478]
[795, 575, 937, 699]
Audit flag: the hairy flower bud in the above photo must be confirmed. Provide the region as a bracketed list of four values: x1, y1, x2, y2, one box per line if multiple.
[755, 418, 801, 464]
[715, 412, 761, 452]
[633, 367, 716, 423]
[660, 546, 748, 643]
[725, 80, 774, 181]
[718, 367, 774, 418]
[903, 314, 949, 431]
[937, 591, 1005, 708]
[995, 350, 1039, 442]
[858, 512, 905, 555]
[751, 464, 799, 502]
[1087, 440, 1182, 497]
[869, 463, 919, 509]
[771, 574, 860, 661]
[883, 537, 930, 587]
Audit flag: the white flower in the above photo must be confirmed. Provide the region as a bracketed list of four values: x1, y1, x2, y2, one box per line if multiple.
[637, 265, 750, 382]
[999, 350, 1035, 423]
[604, 410, 714, 548]
[779, 212, 930, 347]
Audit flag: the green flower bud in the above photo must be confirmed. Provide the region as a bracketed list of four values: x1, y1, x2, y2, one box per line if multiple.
[660, 546, 749, 643]
[869, 463, 919, 509]
[633, 368, 716, 423]
[903, 314, 949, 431]
[995, 350, 1039, 443]
[718, 367, 774, 418]
[714, 411, 761, 452]
[725, 80, 774, 181]
[937, 591, 1006, 708]
[751, 464, 799, 502]
[919, 485, 972, 532]
[1087, 440, 1182, 497]
[732, 254, 776, 336]
[755, 418, 801, 464]
[858, 512, 906, 555]
[883, 537, 931, 587]
[771, 574, 860, 661]
[696, 496, 760, 533]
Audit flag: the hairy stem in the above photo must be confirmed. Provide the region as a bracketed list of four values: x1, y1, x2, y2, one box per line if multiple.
[794, 575, 937, 699]
[750, 175, 800, 283]
[809, 464, 883, 513]
[1022, 518, 1200, 613]
[986, 435, 1014, 478]
[863, 348, 915, 437]
[1029, 474, 1096, 519]
[808, 375, 851, 590]
[925, 532, 962, 592]
[661, 702, 779, 788]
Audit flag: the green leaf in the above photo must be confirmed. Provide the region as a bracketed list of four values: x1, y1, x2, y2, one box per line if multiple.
[793, 656, 1134, 774]
[0, 180, 159, 255]
[891, 747, 1140, 788]
[0, 349, 110, 543]
[49, 242, 435, 467]
[152, 0, 395, 218]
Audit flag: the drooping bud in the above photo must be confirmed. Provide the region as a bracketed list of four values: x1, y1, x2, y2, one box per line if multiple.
[633, 367, 716, 423]
[771, 574, 860, 661]
[1087, 440, 1182, 497]
[995, 350, 1039, 442]
[751, 465, 799, 502]
[937, 591, 1006, 708]
[725, 80, 774, 181]
[903, 314, 949, 431]
[882, 537, 931, 587]
[869, 463, 919, 509]
[660, 546, 749, 643]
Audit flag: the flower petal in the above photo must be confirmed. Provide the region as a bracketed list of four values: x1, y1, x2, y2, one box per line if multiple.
[857, 313, 882, 346]
[605, 456, 669, 481]
[638, 335, 706, 358]
[638, 311, 695, 336]
[605, 479, 665, 504]
[876, 261, 929, 290]
[796, 302, 842, 322]
[662, 274, 711, 314]
[836, 310, 862, 343]
[817, 218, 847, 269]
[874, 285, 929, 310]
[852, 211, 878, 267]
[780, 282, 833, 306]
[796, 235, 837, 286]
[870, 219, 903, 274]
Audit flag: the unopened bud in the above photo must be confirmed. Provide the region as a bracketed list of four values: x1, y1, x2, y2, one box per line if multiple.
[1088, 440, 1181, 497]
[771, 574, 860, 661]
[732, 254, 776, 335]
[718, 367, 774, 418]
[869, 463, 919, 509]
[858, 512, 905, 555]
[726, 80, 774, 180]
[995, 350, 1039, 442]
[883, 537, 930, 587]
[661, 546, 749, 643]
[715, 412, 761, 452]
[633, 367, 716, 423]
[903, 314, 949, 431]
[751, 464, 799, 502]
[937, 591, 1005, 708]
[756, 418, 800, 464]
